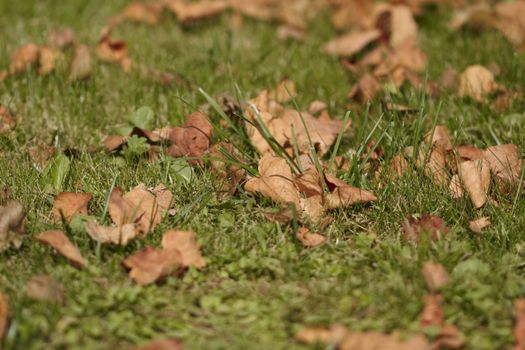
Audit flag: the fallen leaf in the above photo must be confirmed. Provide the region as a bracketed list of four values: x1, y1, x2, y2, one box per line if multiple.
[0, 293, 7, 341]
[449, 174, 464, 199]
[0, 200, 25, 251]
[494, 1, 525, 50]
[348, 73, 382, 102]
[131, 339, 183, 350]
[268, 79, 296, 103]
[25, 275, 64, 303]
[36, 230, 85, 268]
[417, 145, 449, 186]
[48, 28, 76, 49]
[167, 0, 229, 24]
[389, 5, 418, 48]
[514, 298, 525, 350]
[456, 145, 484, 161]
[121, 1, 164, 25]
[457, 159, 490, 208]
[448, 3, 493, 31]
[9, 43, 39, 75]
[0, 105, 17, 134]
[422, 262, 449, 292]
[458, 65, 499, 101]
[389, 154, 411, 177]
[161, 230, 206, 268]
[52, 192, 92, 222]
[122, 246, 180, 285]
[168, 112, 214, 165]
[420, 294, 444, 328]
[322, 29, 381, 56]
[38, 46, 63, 75]
[96, 36, 132, 71]
[246, 155, 301, 207]
[295, 324, 348, 345]
[425, 126, 453, 152]
[469, 217, 491, 234]
[296, 227, 325, 247]
[402, 214, 449, 243]
[324, 174, 377, 209]
[277, 25, 305, 41]
[338, 331, 429, 350]
[483, 144, 522, 193]
[70, 45, 92, 81]
[85, 221, 140, 245]
[103, 135, 127, 152]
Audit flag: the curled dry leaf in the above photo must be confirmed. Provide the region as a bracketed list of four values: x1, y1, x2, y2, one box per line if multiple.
[52, 192, 92, 222]
[85, 221, 139, 245]
[96, 36, 131, 71]
[0, 200, 25, 252]
[458, 65, 499, 101]
[0, 105, 17, 134]
[48, 28, 76, 49]
[469, 217, 491, 234]
[422, 262, 449, 292]
[296, 227, 325, 247]
[109, 183, 172, 233]
[131, 339, 183, 350]
[322, 29, 380, 56]
[161, 230, 206, 268]
[36, 230, 85, 268]
[25, 275, 64, 303]
[483, 144, 521, 193]
[123, 246, 180, 285]
[38, 46, 64, 75]
[70, 45, 92, 81]
[514, 298, 525, 350]
[0, 293, 7, 341]
[458, 159, 490, 209]
[324, 174, 377, 210]
[245, 154, 301, 208]
[295, 324, 348, 345]
[9, 43, 39, 75]
[168, 112, 214, 165]
[402, 214, 449, 243]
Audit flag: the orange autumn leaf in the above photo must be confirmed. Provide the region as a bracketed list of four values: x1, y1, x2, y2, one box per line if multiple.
[422, 262, 449, 292]
[166, 0, 229, 23]
[36, 230, 85, 268]
[457, 159, 490, 209]
[296, 227, 325, 247]
[123, 246, 181, 285]
[52, 192, 92, 222]
[458, 65, 499, 101]
[168, 112, 214, 165]
[161, 230, 206, 268]
[121, 1, 164, 25]
[469, 217, 491, 234]
[9, 43, 39, 75]
[322, 29, 381, 57]
[96, 36, 132, 71]
[85, 221, 140, 246]
[48, 28, 76, 49]
[324, 174, 377, 210]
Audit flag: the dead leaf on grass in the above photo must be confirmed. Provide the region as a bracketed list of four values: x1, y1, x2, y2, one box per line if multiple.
[168, 112, 214, 165]
[494, 1, 525, 50]
[483, 144, 522, 193]
[324, 174, 377, 209]
[38, 46, 64, 75]
[469, 217, 491, 234]
[0, 293, 7, 341]
[161, 230, 206, 268]
[458, 65, 500, 101]
[121, 1, 164, 25]
[0, 200, 25, 252]
[322, 29, 381, 57]
[457, 159, 490, 208]
[70, 45, 92, 81]
[514, 298, 525, 350]
[123, 246, 180, 285]
[402, 214, 449, 243]
[96, 35, 132, 71]
[9, 43, 40, 75]
[422, 262, 449, 292]
[295, 324, 348, 345]
[52, 192, 92, 222]
[25, 275, 64, 303]
[48, 28, 76, 49]
[36, 230, 85, 268]
[166, 0, 229, 24]
[85, 221, 140, 245]
[0, 105, 17, 134]
[296, 227, 325, 247]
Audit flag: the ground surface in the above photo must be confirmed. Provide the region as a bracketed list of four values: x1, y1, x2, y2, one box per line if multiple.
[1, 0, 525, 349]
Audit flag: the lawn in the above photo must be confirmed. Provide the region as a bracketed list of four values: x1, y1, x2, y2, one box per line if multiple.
[1, 0, 525, 349]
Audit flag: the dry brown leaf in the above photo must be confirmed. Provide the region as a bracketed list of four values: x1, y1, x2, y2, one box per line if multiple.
[25, 275, 64, 303]
[458, 159, 490, 208]
[268, 79, 296, 103]
[0, 293, 7, 341]
[425, 126, 453, 152]
[122, 1, 164, 25]
[244, 154, 301, 208]
[85, 221, 140, 245]
[389, 154, 411, 178]
[109, 183, 171, 233]
[0, 200, 25, 252]
[295, 167, 323, 198]
[458, 65, 499, 101]
[296, 227, 325, 247]
[324, 174, 377, 209]
[161, 230, 206, 268]
[167, 0, 229, 23]
[96, 36, 132, 71]
[420, 294, 444, 328]
[38, 47, 64, 75]
[122, 246, 181, 285]
[456, 145, 484, 161]
[417, 145, 449, 186]
[422, 262, 449, 292]
[36, 230, 85, 268]
[295, 324, 348, 345]
[131, 339, 183, 350]
[449, 174, 464, 199]
[448, 3, 493, 31]
[103, 135, 127, 152]
[348, 73, 382, 102]
[338, 331, 429, 350]
[52, 192, 92, 222]
[308, 100, 327, 115]
[494, 1, 525, 50]
[48, 28, 76, 49]
[322, 29, 381, 56]
[0, 105, 17, 134]
[402, 215, 449, 243]
[432, 325, 465, 350]
[389, 5, 418, 48]
[70, 45, 92, 81]
[468, 217, 491, 234]
[483, 144, 522, 193]
[9, 43, 39, 75]
[168, 112, 213, 165]
[300, 195, 325, 222]
[514, 298, 525, 350]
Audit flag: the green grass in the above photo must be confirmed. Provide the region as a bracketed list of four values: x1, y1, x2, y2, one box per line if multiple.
[1, 1, 525, 349]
